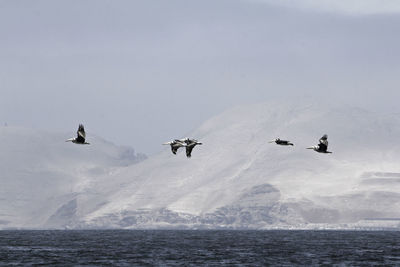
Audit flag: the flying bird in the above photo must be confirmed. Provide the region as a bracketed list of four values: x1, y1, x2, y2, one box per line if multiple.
[183, 138, 203, 158]
[307, 134, 332, 153]
[66, 124, 90, 145]
[269, 138, 294, 146]
[163, 139, 186, 155]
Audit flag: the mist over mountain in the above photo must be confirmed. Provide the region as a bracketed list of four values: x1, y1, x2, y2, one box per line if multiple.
[1, 103, 400, 229]
[0, 127, 146, 229]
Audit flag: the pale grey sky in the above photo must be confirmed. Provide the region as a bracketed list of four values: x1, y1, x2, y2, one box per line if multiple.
[1, 0, 399, 154]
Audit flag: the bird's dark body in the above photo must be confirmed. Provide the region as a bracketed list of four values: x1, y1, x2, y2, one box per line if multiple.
[316, 143, 328, 152]
[75, 135, 86, 144]
[275, 139, 294, 146]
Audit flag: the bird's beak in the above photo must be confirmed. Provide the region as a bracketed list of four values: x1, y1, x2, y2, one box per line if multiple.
[306, 147, 314, 149]
[162, 142, 170, 145]
[66, 138, 73, 142]
[268, 140, 275, 143]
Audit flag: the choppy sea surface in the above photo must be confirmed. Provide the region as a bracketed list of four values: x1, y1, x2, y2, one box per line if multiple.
[0, 230, 399, 266]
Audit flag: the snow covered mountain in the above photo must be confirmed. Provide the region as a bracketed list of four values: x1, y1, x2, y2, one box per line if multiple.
[1, 103, 400, 229]
[0, 126, 146, 229]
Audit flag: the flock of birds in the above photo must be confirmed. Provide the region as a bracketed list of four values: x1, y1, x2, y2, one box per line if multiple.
[269, 135, 332, 153]
[66, 124, 332, 157]
[163, 138, 203, 158]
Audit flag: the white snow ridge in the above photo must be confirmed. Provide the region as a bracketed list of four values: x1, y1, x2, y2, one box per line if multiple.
[1, 102, 400, 230]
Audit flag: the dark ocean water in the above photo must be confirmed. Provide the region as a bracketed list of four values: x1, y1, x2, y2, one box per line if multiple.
[0, 230, 399, 266]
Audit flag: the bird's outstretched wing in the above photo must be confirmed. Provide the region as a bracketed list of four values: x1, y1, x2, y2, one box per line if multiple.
[76, 124, 86, 143]
[319, 134, 328, 146]
[186, 145, 194, 158]
[171, 145, 179, 155]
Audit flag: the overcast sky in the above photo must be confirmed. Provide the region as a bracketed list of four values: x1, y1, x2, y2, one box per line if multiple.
[1, 0, 399, 154]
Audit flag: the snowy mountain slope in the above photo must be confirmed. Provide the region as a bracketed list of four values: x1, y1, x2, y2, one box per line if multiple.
[67, 103, 400, 229]
[0, 126, 146, 229]
[1, 103, 400, 229]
